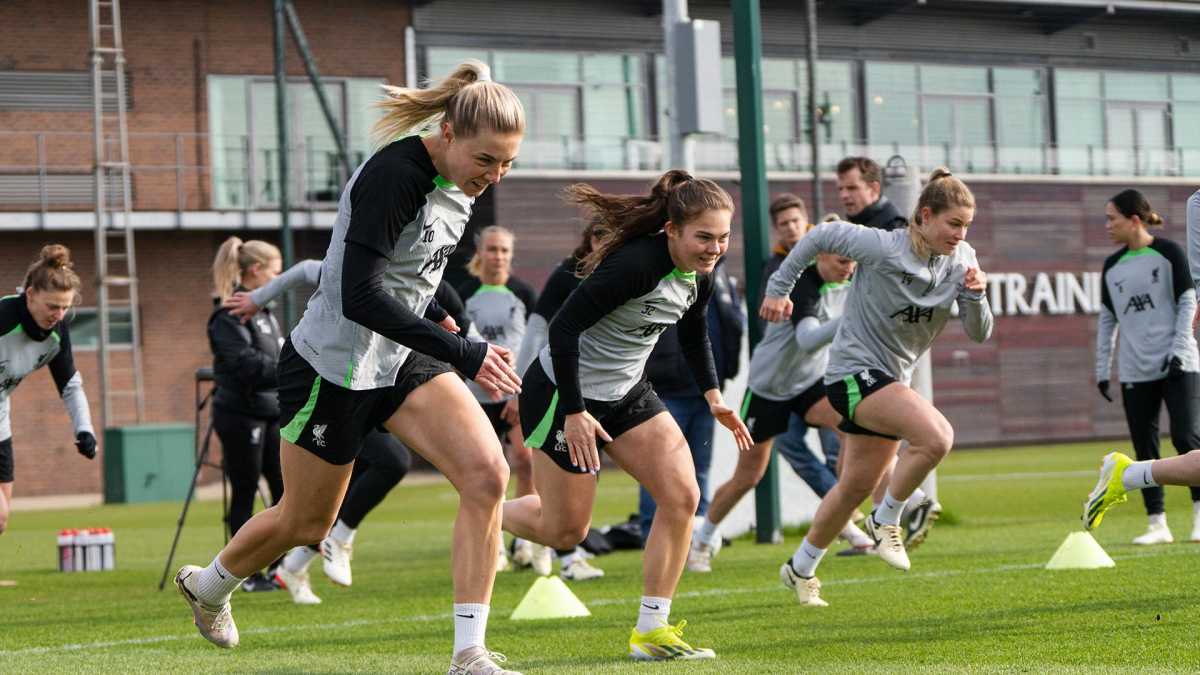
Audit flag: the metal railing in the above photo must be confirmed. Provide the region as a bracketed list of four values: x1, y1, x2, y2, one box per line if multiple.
[2, 130, 1196, 220]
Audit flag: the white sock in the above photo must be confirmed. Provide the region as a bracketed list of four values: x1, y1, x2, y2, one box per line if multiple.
[329, 519, 357, 545]
[874, 489, 907, 526]
[1122, 461, 1159, 491]
[839, 521, 873, 548]
[282, 545, 318, 574]
[559, 548, 581, 567]
[636, 596, 671, 633]
[697, 517, 720, 545]
[452, 603, 489, 656]
[1149, 512, 1167, 528]
[194, 555, 245, 606]
[907, 487, 927, 508]
[1193, 501, 1200, 518]
[789, 537, 826, 578]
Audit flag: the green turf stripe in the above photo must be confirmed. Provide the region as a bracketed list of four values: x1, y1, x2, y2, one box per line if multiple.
[844, 375, 862, 421]
[281, 376, 321, 444]
[525, 390, 558, 449]
[740, 391, 753, 418]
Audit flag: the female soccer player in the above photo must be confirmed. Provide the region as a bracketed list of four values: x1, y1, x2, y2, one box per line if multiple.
[208, 237, 286, 591]
[689, 250, 855, 572]
[1086, 188, 1200, 542]
[761, 168, 993, 606]
[502, 170, 753, 661]
[175, 59, 526, 675]
[0, 245, 96, 535]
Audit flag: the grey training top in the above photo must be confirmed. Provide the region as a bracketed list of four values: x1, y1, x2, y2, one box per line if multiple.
[749, 264, 850, 401]
[765, 221, 994, 385]
[458, 277, 536, 403]
[1096, 237, 1199, 383]
[1188, 189, 1200, 292]
[290, 138, 474, 390]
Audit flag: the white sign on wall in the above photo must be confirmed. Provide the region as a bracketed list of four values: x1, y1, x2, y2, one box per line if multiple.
[969, 271, 1103, 317]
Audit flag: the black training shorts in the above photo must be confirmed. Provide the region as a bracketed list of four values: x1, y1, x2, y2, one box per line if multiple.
[519, 361, 666, 475]
[277, 339, 451, 465]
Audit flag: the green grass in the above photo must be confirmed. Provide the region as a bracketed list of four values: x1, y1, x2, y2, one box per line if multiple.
[2, 440, 1199, 673]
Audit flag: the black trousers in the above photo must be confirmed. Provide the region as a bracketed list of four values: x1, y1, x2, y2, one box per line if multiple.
[1120, 372, 1200, 515]
[213, 407, 284, 536]
[337, 430, 412, 528]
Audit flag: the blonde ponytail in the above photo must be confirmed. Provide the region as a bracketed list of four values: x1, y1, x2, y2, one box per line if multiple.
[211, 237, 281, 302]
[372, 58, 525, 148]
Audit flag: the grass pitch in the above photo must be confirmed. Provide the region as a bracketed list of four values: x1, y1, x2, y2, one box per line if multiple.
[2, 440, 1198, 673]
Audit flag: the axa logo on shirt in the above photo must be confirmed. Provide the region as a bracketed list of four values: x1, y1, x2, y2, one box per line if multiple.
[1123, 293, 1156, 314]
[418, 244, 457, 276]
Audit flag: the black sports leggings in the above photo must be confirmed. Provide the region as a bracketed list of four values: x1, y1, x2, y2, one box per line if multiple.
[336, 430, 412, 528]
[213, 408, 284, 536]
[1120, 372, 1200, 515]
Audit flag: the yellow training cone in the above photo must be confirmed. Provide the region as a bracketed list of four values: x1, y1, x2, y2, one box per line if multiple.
[510, 576, 591, 620]
[1045, 531, 1115, 570]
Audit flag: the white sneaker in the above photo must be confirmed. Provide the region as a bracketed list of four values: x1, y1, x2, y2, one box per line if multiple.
[448, 646, 522, 674]
[838, 520, 874, 549]
[321, 537, 354, 586]
[274, 566, 321, 605]
[779, 561, 828, 607]
[560, 557, 605, 581]
[1192, 517, 1200, 543]
[174, 565, 240, 648]
[1132, 521, 1174, 545]
[511, 539, 534, 569]
[865, 514, 911, 571]
[531, 544, 552, 577]
[495, 541, 512, 573]
[686, 538, 716, 573]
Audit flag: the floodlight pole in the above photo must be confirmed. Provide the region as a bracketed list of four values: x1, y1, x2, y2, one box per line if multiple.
[663, 0, 694, 171]
[272, 0, 295, 327]
[805, 0, 823, 217]
[732, 0, 781, 544]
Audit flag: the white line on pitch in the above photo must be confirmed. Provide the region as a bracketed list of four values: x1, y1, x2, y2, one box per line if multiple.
[1, 546, 1189, 657]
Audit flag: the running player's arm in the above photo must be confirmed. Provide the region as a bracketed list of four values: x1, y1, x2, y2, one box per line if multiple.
[956, 249, 994, 343]
[547, 248, 660, 414]
[1096, 256, 1119, 384]
[791, 273, 838, 353]
[1187, 189, 1200, 292]
[340, 162, 487, 378]
[1151, 238, 1198, 369]
[248, 259, 322, 308]
[676, 275, 719, 395]
[516, 263, 575, 375]
[765, 221, 888, 299]
[429, 280, 469, 333]
[46, 320, 94, 437]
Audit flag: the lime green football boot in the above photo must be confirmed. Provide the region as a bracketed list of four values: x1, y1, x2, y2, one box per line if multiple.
[628, 620, 715, 661]
[1083, 452, 1134, 530]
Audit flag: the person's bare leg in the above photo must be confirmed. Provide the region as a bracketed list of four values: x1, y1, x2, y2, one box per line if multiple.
[852, 383, 954, 502]
[704, 439, 772, 526]
[1150, 449, 1200, 485]
[505, 426, 535, 498]
[605, 412, 698, 600]
[502, 450, 597, 548]
[383, 373, 510, 604]
[805, 435, 899, 548]
[0, 482, 11, 535]
[215, 441, 353, 577]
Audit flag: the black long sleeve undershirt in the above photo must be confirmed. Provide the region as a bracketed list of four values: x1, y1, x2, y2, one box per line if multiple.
[341, 241, 487, 378]
[676, 277, 719, 395]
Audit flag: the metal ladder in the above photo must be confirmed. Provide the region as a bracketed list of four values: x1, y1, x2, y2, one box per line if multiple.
[89, 0, 145, 428]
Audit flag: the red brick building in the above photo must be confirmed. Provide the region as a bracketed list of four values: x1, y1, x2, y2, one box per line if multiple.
[4, 0, 1199, 496]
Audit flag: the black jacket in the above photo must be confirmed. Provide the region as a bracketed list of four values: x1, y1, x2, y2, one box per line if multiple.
[208, 289, 284, 419]
[645, 258, 744, 398]
[850, 196, 907, 231]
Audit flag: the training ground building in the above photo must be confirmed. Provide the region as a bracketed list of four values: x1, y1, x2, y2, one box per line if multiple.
[2, 0, 1199, 497]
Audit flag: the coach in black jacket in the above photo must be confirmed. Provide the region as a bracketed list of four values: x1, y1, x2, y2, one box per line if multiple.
[836, 156, 908, 231]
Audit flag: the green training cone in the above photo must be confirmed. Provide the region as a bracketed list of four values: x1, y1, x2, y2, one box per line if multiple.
[510, 576, 591, 620]
[1045, 531, 1115, 570]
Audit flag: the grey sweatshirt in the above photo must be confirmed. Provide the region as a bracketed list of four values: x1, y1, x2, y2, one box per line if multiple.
[765, 221, 993, 385]
[1096, 236, 1199, 383]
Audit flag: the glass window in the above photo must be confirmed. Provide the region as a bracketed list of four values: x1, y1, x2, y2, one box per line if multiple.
[761, 58, 797, 90]
[1104, 72, 1168, 101]
[583, 54, 641, 86]
[1055, 98, 1103, 147]
[866, 63, 917, 93]
[1056, 70, 1101, 98]
[426, 49, 483, 80]
[1176, 103, 1200, 146]
[762, 90, 795, 143]
[869, 92, 919, 145]
[494, 51, 579, 84]
[69, 308, 133, 349]
[994, 68, 1042, 96]
[920, 65, 988, 95]
[1172, 74, 1200, 102]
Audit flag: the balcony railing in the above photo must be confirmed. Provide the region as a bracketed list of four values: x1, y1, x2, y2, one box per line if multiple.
[2, 130, 1196, 221]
